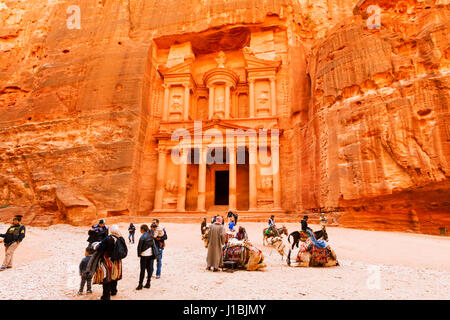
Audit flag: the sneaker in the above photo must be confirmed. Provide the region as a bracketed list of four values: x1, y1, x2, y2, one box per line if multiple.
[206, 267, 211, 271]
[0, 267, 6, 271]
[77, 291, 83, 295]
[144, 282, 151, 289]
[155, 276, 160, 279]
[136, 285, 143, 290]
[87, 289, 93, 294]
[213, 268, 219, 272]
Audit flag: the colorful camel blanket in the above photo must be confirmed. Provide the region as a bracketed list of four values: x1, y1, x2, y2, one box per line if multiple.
[223, 240, 262, 265]
[223, 246, 247, 263]
[296, 238, 332, 265]
[311, 246, 330, 265]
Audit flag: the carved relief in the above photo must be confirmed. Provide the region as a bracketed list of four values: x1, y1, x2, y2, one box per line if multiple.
[215, 51, 227, 68]
[214, 91, 225, 119]
[165, 179, 178, 194]
[169, 87, 184, 121]
[255, 81, 271, 116]
[258, 175, 273, 192]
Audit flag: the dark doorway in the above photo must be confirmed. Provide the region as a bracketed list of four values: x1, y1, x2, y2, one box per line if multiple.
[214, 171, 229, 205]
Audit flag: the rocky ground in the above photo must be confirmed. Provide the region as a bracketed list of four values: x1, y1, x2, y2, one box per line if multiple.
[0, 222, 449, 300]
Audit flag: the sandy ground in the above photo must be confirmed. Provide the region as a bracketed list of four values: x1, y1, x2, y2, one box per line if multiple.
[0, 222, 449, 300]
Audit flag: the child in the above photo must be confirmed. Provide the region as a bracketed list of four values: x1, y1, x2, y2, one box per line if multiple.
[78, 246, 95, 295]
[128, 223, 136, 244]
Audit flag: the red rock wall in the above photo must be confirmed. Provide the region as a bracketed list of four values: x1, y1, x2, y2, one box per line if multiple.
[303, 1, 450, 234]
[0, 0, 448, 235]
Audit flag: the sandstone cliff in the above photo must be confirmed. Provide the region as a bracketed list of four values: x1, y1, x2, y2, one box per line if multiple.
[0, 0, 448, 235]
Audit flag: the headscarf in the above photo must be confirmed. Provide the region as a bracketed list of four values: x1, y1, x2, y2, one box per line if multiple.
[110, 224, 122, 238]
[214, 216, 223, 225]
[306, 229, 327, 248]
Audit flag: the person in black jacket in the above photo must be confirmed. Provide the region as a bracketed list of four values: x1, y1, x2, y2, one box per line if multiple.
[128, 223, 136, 244]
[301, 216, 313, 233]
[136, 224, 158, 290]
[87, 219, 109, 244]
[78, 246, 95, 295]
[152, 219, 167, 279]
[0, 215, 26, 271]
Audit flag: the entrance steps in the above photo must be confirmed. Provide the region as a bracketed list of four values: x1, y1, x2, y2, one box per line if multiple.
[103, 211, 308, 225]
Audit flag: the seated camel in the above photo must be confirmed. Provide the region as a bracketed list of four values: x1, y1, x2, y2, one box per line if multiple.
[266, 236, 286, 258]
[223, 239, 266, 271]
[286, 238, 339, 267]
[262, 225, 288, 246]
[288, 227, 328, 250]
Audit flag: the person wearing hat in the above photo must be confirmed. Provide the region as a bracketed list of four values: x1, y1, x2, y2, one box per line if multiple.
[87, 219, 109, 244]
[0, 215, 26, 271]
[301, 215, 313, 233]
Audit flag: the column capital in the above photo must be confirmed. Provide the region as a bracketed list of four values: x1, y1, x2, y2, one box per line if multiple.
[158, 145, 168, 155]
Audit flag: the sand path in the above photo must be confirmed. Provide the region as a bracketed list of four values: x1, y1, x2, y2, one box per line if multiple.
[0, 222, 448, 300]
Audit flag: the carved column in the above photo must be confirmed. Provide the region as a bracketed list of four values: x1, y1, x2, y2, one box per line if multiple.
[228, 144, 237, 211]
[271, 137, 282, 211]
[225, 85, 231, 119]
[208, 86, 214, 120]
[270, 77, 277, 117]
[197, 146, 207, 212]
[249, 142, 258, 211]
[154, 146, 167, 211]
[163, 84, 170, 121]
[184, 84, 190, 121]
[249, 79, 255, 118]
[177, 147, 188, 212]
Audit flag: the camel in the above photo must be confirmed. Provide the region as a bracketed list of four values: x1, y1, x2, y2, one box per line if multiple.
[201, 226, 210, 248]
[266, 236, 286, 258]
[262, 225, 288, 246]
[286, 239, 339, 267]
[288, 227, 328, 249]
[223, 239, 266, 271]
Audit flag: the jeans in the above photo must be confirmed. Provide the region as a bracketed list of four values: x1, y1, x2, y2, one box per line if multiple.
[79, 274, 92, 292]
[156, 248, 163, 277]
[139, 256, 154, 285]
[129, 232, 135, 243]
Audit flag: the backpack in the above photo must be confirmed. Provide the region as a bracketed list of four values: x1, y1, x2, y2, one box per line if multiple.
[111, 236, 128, 261]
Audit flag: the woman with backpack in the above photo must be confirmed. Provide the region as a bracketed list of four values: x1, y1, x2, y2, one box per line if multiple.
[136, 224, 159, 290]
[90, 224, 127, 300]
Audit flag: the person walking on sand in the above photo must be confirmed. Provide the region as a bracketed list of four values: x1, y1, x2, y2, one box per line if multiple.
[87, 219, 109, 244]
[206, 216, 226, 272]
[0, 215, 26, 271]
[78, 246, 95, 295]
[91, 224, 127, 300]
[151, 219, 167, 279]
[136, 224, 158, 290]
[128, 223, 136, 244]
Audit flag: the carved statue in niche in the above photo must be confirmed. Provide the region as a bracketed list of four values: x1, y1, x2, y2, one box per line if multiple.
[258, 176, 273, 193]
[165, 179, 178, 194]
[169, 91, 184, 121]
[256, 89, 270, 115]
[214, 94, 225, 119]
[215, 51, 227, 68]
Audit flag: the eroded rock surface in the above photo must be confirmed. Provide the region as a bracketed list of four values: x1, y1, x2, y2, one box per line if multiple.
[0, 0, 448, 234]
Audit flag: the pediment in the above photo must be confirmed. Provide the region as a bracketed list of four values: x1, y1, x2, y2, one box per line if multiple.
[158, 59, 194, 76]
[243, 49, 281, 71]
